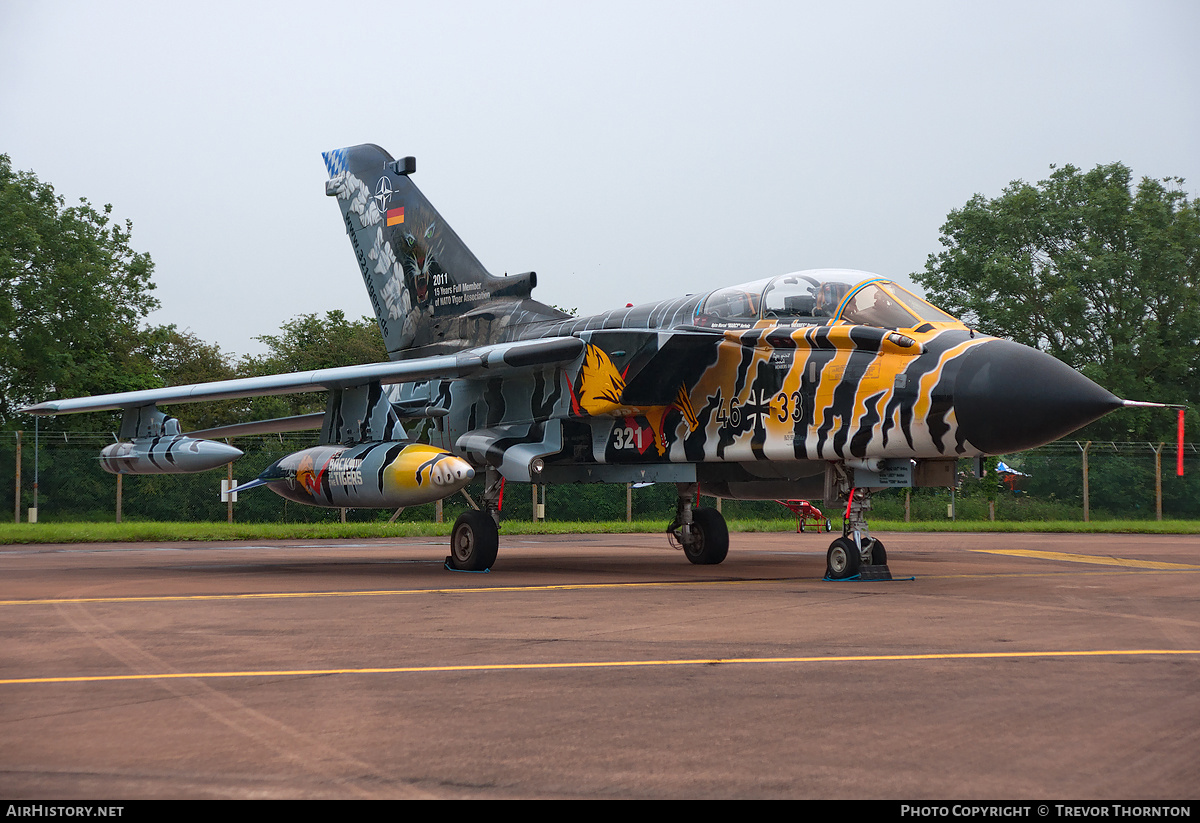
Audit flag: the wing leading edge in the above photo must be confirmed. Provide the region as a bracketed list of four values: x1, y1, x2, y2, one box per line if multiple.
[22, 337, 585, 416]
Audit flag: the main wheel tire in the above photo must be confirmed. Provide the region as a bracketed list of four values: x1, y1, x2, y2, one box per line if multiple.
[449, 510, 499, 571]
[826, 537, 861, 580]
[683, 508, 729, 565]
[868, 538, 887, 566]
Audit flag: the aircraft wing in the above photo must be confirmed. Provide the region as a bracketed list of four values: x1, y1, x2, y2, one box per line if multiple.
[22, 337, 585, 416]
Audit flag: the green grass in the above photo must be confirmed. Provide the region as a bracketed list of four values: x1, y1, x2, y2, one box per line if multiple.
[1, 517, 1198, 544]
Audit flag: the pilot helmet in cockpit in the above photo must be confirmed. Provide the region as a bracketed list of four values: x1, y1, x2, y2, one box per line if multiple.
[813, 281, 852, 317]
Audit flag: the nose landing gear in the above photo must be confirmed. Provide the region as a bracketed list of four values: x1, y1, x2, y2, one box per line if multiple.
[825, 474, 892, 581]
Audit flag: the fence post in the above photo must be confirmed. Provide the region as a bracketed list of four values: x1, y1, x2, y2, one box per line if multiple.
[31, 421, 38, 522]
[1079, 441, 1091, 523]
[13, 431, 20, 523]
[115, 473, 122, 523]
[1153, 442, 1163, 521]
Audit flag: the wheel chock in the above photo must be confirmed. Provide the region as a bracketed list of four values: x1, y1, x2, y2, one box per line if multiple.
[823, 564, 900, 582]
[858, 563, 893, 581]
[444, 557, 491, 572]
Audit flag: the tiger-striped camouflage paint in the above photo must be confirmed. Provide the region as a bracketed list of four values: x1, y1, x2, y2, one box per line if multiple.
[325, 144, 1123, 498]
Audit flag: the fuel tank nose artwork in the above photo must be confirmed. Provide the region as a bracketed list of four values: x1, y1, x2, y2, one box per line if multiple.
[256, 441, 475, 508]
[953, 339, 1124, 454]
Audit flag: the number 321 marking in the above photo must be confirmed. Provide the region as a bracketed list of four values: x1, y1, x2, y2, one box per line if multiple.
[612, 426, 644, 450]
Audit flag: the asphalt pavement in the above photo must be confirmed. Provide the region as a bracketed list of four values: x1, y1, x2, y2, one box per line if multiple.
[1, 531, 1197, 799]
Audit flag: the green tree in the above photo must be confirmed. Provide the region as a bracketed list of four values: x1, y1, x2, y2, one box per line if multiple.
[144, 325, 235, 387]
[246, 310, 387, 373]
[138, 325, 240, 431]
[916, 163, 1200, 441]
[238, 310, 388, 418]
[0, 155, 161, 427]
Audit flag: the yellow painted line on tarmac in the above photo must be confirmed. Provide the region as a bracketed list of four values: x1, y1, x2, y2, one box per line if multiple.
[0, 578, 768, 607]
[973, 549, 1200, 570]
[5, 559, 1197, 607]
[4, 649, 1198, 686]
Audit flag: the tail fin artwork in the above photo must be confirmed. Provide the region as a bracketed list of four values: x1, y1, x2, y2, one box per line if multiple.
[322, 144, 566, 360]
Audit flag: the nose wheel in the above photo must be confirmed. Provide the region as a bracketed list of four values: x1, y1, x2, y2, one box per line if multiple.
[825, 535, 887, 580]
[825, 537, 861, 579]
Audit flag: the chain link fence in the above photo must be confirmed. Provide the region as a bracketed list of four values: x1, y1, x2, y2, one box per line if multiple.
[4, 430, 1198, 523]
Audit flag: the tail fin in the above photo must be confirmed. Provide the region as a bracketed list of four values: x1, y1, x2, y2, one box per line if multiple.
[323, 144, 554, 359]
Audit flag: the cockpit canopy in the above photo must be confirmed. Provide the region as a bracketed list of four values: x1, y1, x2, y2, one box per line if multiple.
[694, 271, 962, 331]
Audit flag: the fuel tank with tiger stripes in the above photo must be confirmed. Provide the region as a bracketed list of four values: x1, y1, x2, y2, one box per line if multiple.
[254, 441, 475, 508]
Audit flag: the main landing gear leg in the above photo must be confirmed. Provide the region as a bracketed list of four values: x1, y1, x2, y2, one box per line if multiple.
[668, 482, 729, 565]
[825, 465, 891, 581]
[447, 466, 501, 572]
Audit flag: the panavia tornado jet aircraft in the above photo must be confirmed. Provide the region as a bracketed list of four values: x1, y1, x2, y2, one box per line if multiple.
[24, 143, 1156, 577]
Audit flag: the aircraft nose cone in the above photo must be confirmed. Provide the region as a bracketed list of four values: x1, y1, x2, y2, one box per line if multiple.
[954, 340, 1122, 453]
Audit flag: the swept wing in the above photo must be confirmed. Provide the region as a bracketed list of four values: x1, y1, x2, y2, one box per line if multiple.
[22, 337, 584, 417]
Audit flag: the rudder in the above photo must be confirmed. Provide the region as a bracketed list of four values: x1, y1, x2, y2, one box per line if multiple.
[323, 144, 539, 358]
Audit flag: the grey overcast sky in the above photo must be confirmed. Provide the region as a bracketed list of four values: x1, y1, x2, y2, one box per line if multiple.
[2, 0, 1197, 357]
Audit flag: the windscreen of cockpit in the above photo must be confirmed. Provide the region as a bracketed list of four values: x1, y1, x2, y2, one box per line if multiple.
[834, 281, 961, 328]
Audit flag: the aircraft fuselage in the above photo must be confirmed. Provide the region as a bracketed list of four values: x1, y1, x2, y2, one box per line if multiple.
[403, 273, 1121, 499]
